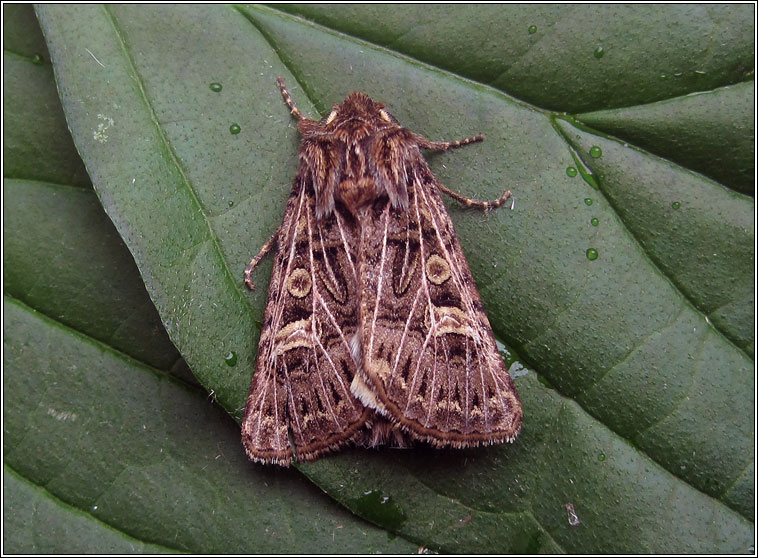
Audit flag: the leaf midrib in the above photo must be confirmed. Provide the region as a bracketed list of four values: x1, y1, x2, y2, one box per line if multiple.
[100, 3, 255, 320]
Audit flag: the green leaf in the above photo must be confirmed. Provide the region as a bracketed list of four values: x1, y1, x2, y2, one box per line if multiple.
[555, 118, 754, 356]
[576, 83, 755, 195]
[3, 466, 174, 554]
[34, 3, 753, 552]
[3, 179, 182, 371]
[3, 4, 89, 187]
[275, 3, 755, 195]
[3, 299, 415, 554]
[274, 4, 755, 113]
[3, 5, 414, 553]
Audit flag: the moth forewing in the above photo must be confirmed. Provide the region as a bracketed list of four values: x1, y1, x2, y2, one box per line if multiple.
[355, 164, 522, 447]
[242, 78, 521, 465]
[241, 173, 371, 466]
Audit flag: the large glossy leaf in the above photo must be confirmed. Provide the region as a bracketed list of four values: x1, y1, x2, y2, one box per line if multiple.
[2, 299, 416, 554]
[2, 5, 414, 553]
[276, 3, 756, 195]
[3, 4, 89, 187]
[33, 4, 753, 553]
[4, 466, 173, 554]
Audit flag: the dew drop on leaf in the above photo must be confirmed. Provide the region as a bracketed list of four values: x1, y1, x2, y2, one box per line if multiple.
[528, 24, 537, 34]
[589, 145, 603, 158]
[566, 166, 578, 177]
[593, 45, 605, 58]
[591, 217, 599, 226]
[224, 351, 238, 366]
[209, 82, 223, 92]
[586, 248, 599, 260]
[230, 123, 241, 135]
[584, 198, 593, 206]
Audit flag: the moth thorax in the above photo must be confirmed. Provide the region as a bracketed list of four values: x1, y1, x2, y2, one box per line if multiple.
[337, 176, 379, 213]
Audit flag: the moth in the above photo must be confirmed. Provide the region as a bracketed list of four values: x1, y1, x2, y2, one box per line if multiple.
[241, 78, 522, 466]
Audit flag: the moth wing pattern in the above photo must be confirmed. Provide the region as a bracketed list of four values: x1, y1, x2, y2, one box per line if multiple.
[241, 175, 371, 466]
[243, 77, 522, 465]
[354, 158, 523, 447]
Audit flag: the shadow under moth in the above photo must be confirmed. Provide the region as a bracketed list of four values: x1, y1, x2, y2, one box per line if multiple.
[242, 78, 522, 466]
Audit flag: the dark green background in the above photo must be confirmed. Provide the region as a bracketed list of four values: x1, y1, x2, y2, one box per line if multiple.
[3, 4, 754, 553]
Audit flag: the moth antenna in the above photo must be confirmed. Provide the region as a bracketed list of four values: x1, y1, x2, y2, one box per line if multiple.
[277, 77, 306, 121]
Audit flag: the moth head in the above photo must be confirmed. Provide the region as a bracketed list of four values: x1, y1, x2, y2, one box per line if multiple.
[334, 92, 399, 127]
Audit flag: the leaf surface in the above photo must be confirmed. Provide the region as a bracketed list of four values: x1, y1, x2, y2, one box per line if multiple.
[2, 299, 415, 554]
[2, 5, 414, 553]
[32, 4, 754, 552]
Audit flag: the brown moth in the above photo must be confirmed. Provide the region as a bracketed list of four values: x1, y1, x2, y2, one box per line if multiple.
[241, 78, 522, 466]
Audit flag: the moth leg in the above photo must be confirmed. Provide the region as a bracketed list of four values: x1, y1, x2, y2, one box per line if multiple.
[414, 133, 484, 151]
[277, 77, 306, 121]
[437, 183, 512, 213]
[413, 132, 511, 210]
[244, 228, 279, 290]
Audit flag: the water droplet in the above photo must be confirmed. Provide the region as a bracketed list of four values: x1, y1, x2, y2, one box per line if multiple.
[590, 217, 599, 227]
[31, 53, 44, 65]
[694, 70, 706, 76]
[528, 24, 537, 34]
[673, 72, 684, 78]
[672, 201, 681, 209]
[229, 123, 241, 135]
[659, 74, 667, 80]
[224, 351, 238, 366]
[589, 145, 602, 158]
[567, 146, 599, 189]
[228, 200, 235, 207]
[586, 248, 599, 260]
[593, 46, 605, 59]
[209, 82, 223, 92]
[584, 198, 593, 206]
[566, 166, 578, 177]
[598, 452, 606, 461]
